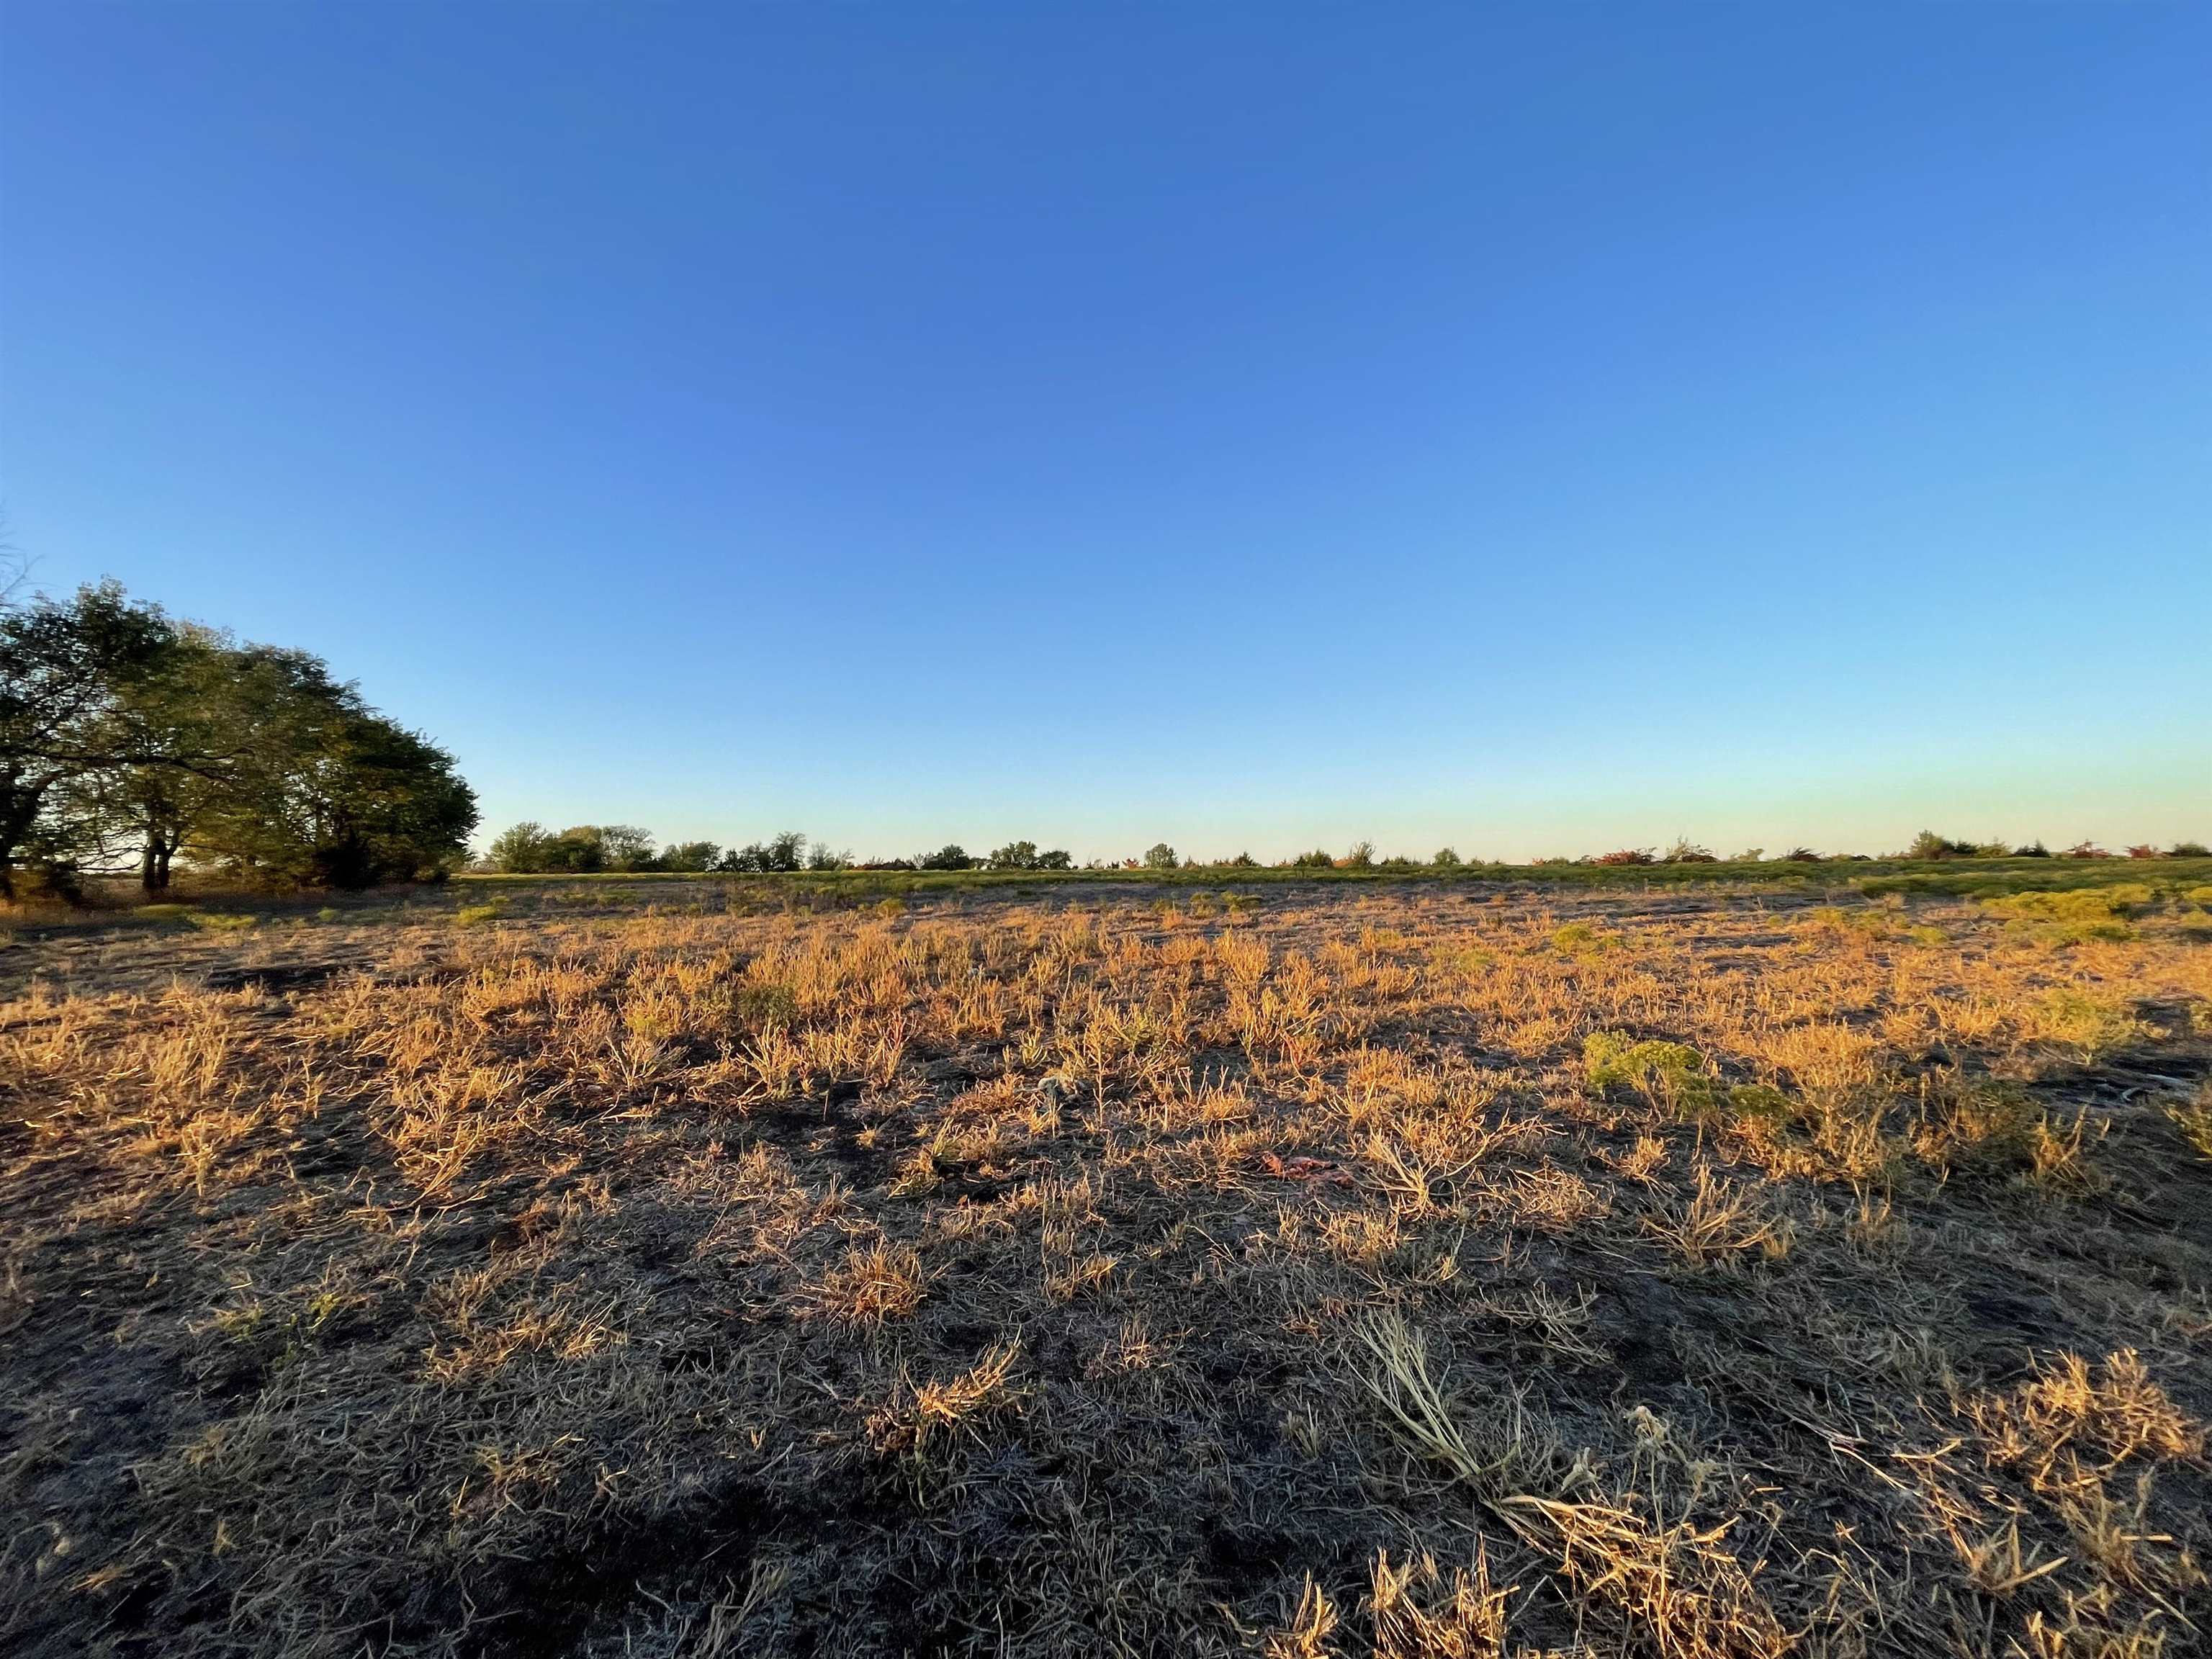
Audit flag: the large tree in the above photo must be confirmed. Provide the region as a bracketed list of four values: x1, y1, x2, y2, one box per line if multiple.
[2, 580, 477, 897]
[0, 583, 176, 897]
[191, 649, 476, 888]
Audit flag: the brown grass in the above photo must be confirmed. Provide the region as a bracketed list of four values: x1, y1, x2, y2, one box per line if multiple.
[1, 876, 2208, 1657]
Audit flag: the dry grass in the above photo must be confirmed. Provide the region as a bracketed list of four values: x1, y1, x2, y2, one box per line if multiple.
[1, 876, 2208, 1657]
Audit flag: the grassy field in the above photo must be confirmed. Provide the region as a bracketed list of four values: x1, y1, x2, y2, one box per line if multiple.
[4, 874, 2210, 1657]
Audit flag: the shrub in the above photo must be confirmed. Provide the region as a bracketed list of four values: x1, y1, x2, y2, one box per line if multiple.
[1782, 847, 1823, 863]
[919, 845, 978, 871]
[1289, 849, 1334, 869]
[2171, 842, 2211, 858]
[2125, 845, 2159, 860]
[454, 901, 507, 927]
[1223, 852, 1259, 868]
[1431, 847, 1461, 868]
[2013, 842, 2051, 858]
[2031, 989, 2146, 1061]
[1336, 841, 1376, 870]
[1982, 885, 2148, 946]
[1592, 848, 1654, 866]
[1547, 922, 1614, 956]
[1663, 840, 1717, 863]
[1908, 830, 1973, 860]
[2063, 842, 2110, 860]
[1583, 1032, 1718, 1116]
[1141, 843, 1177, 871]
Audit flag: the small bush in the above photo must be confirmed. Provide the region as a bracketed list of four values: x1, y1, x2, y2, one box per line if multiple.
[1982, 886, 2149, 945]
[454, 902, 507, 927]
[1592, 848, 1655, 866]
[2031, 989, 2146, 1062]
[1547, 922, 1615, 957]
[1583, 1031, 1717, 1116]
[185, 909, 258, 931]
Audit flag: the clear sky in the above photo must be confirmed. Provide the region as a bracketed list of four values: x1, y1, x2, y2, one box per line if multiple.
[4, 4, 2206, 863]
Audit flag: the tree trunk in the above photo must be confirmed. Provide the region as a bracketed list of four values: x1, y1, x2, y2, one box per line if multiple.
[141, 831, 176, 893]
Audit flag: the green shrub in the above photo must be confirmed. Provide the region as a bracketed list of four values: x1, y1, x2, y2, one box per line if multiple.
[185, 909, 258, 931]
[2033, 989, 2146, 1062]
[1547, 922, 1616, 957]
[1982, 885, 2150, 945]
[454, 901, 508, 927]
[1725, 1083, 1797, 1123]
[1583, 1032, 1717, 1115]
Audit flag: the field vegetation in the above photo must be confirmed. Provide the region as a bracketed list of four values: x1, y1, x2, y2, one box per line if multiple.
[4, 871, 2210, 1657]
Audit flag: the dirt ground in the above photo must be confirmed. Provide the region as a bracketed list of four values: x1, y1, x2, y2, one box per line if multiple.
[3, 878, 2208, 1658]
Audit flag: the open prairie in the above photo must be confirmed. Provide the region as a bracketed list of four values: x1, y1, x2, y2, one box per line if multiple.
[4, 873, 2211, 1658]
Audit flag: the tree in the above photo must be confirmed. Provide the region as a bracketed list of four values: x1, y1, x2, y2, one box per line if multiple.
[0, 583, 178, 896]
[194, 682, 477, 889]
[2, 580, 475, 896]
[806, 843, 850, 871]
[1141, 842, 1177, 871]
[598, 825, 657, 871]
[660, 840, 721, 873]
[919, 844, 976, 871]
[487, 822, 555, 873]
[547, 826, 608, 872]
[1907, 830, 1977, 861]
[988, 840, 1040, 871]
[1432, 847, 1462, 868]
[73, 622, 255, 892]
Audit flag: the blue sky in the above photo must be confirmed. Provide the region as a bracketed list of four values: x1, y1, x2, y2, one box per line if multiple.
[4, 4, 2206, 861]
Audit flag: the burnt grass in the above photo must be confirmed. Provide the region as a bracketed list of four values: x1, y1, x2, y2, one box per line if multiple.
[2, 878, 2210, 1658]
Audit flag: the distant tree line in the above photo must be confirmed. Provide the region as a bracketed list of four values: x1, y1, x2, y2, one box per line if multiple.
[480, 824, 2211, 877]
[478, 828, 1082, 875]
[1, 579, 477, 899]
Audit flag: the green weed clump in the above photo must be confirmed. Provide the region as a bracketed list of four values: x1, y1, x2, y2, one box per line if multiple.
[184, 910, 258, 932]
[1982, 885, 2149, 947]
[1583, 1031, 1718, 1115]
[453, 901, 508, 927]
[2031, 989, 2146, 1063]
[1547, 922, 1617, 958]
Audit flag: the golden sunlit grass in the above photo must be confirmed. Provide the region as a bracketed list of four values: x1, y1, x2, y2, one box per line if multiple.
[1, 875, 2207, 1658]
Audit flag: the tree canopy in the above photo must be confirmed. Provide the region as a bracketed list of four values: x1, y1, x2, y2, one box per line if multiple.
[0, 582, 476, 897]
